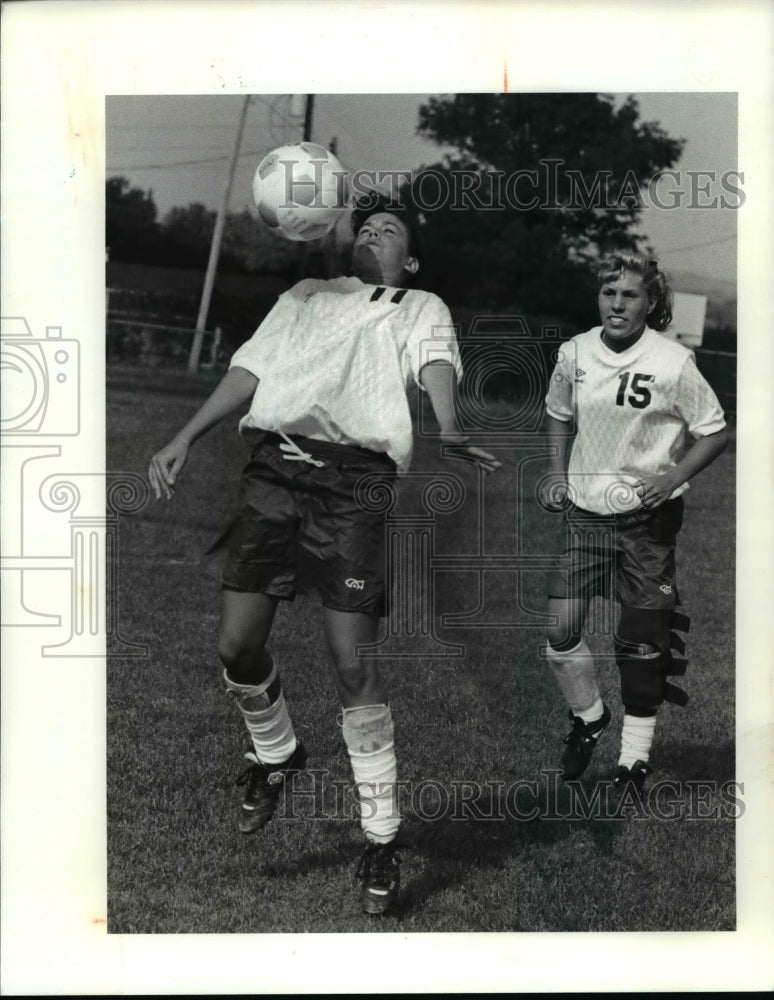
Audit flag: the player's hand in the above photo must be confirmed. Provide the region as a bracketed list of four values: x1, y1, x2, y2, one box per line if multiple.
[538, 471, 571, 511]
[440, 433, 502, 475]
[636, 472, 680, 510]
[148, 437, 190, 500]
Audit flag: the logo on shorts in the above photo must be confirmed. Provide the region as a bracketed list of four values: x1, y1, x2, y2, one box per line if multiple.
[345, 578, 365, 590]
[659, 584, 673, 595]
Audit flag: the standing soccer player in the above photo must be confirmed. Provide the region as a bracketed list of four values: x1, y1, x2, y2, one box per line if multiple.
[542, 251, 727, 791]
[148, 194, 499, 915]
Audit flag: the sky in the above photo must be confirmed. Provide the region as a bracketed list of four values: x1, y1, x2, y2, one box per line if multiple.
[106, 92, 739, 286]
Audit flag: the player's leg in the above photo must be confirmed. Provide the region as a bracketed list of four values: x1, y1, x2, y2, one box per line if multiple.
[546, 596, 611, 779]
[323, 607, 401, 914]
[219, 588, 306, 832]
[323, 609, 397, 844]
[214, 436, 309, 830]
[544, 503, 613, 779]
[219, 586, 277, 685]
[613, 602, 690, 788]
[546, 595, 595, 710]
[294, 441, 401, 911]
[323, 607, 384, 707]
[613, 499, 689, 791]
[613, 605, 671, 791]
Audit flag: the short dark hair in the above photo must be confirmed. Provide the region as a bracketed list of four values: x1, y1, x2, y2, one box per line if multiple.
[350, 192, 421, 258]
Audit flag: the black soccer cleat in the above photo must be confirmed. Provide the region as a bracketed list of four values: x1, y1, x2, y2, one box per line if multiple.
[560, 703, 612, 780]
[355, 841, 402, 916]
[612, 758, 652, 793]
[235, 741, 308, 834]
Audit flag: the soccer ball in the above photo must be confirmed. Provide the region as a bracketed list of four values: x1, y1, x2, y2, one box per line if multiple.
[252, 142, 347, 242]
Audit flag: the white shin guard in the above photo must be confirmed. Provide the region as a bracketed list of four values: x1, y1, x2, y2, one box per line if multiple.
[546, 639, 601, 715]
[618, 713, 657, 768]
[224, 664, 297, 765]
[341, 704, 400, 844]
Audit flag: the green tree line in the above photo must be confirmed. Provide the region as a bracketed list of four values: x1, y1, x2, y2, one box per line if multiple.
[106, 175, 301, 279]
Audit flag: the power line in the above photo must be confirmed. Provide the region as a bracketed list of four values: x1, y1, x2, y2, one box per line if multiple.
[107, 146, 272, 172]
[115, 144, 237, 152]
[108, 95, 303, 173]
[655, 234, 737, 254]
[109, 147, 357, 183]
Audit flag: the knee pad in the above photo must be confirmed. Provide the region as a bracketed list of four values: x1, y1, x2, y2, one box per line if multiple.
[224, 663, 281, 712]
[545, 639, 600, 715]
[615, 606, 690, 711]
[341, 704, 394, 755]
[546, 633, 583, 654]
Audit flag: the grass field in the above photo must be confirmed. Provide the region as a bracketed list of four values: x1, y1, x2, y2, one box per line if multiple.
[106, 365, 736, 934]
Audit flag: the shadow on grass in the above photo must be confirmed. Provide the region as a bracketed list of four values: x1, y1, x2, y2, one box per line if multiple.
[658, 739, 735, 782]
[386, 776, 632, 922]
[250, 831, 358, 883]
[226, 771, 633, 928]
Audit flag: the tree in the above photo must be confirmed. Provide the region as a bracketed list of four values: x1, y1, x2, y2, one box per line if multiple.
[158, 204, 300, 274]
[159, 203, 217, 269]
[106, 176, 161, 263]
[222, 209, 298, 276]
[403, 94, 684, 321]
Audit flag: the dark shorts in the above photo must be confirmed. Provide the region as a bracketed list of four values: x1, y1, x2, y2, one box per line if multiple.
[547, 497, 684, 610]
[204, 430, 397, 615]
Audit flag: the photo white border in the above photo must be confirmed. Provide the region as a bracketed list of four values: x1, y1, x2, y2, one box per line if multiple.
[2, 1, 772, 993]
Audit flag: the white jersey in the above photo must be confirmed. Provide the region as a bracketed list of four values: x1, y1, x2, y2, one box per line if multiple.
[545, 326, 726, 514]
[230, 275, 462, 473]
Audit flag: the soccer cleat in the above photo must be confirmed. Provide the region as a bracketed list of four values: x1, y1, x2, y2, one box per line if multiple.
[235, 741, 307, 834]
[355, 841, 402, 916]
[560, 703, 611, 780]
[612, 758, 652, 793]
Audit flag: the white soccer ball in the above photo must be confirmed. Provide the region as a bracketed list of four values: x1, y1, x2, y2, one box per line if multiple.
[252, 142, 347, 242]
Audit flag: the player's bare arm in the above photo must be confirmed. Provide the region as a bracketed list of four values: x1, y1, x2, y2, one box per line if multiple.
[637, 426, 729, 510]
[541, 412, 574, 509]
[148, 365, 258, 500]
[419, 359, 501, 474]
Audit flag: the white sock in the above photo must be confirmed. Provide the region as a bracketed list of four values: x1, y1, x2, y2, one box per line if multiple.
[224, 663, 297, 765]
[341, 704, 399, 844]
[577, 696, 605, 726]
[618, 713, 657, 768]
[546, 639, 602, 716]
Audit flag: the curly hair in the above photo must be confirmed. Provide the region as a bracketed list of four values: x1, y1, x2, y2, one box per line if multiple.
[596, 251, 673, 332]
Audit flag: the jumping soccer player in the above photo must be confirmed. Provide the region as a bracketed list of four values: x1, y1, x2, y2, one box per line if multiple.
[541, 251, 727, 791]
[148, 193, 500, 916]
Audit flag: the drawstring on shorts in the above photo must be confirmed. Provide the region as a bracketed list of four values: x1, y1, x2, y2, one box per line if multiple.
[278, 430, 325, 468]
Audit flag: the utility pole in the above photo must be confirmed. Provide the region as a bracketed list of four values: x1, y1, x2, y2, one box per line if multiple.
[295, 94, 315, 281]
[324, 136, 339, 277]
[189, 94, 251, 374]
[303, 94, 315, 142]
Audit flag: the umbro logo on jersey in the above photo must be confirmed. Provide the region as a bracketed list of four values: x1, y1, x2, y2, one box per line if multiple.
[660, 584, 673, 595]
[345, 578, 365, 590]
[574, 368, 586, 382]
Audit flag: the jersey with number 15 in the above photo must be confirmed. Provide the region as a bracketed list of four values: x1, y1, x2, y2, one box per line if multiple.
[545, 326, 726, 515]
